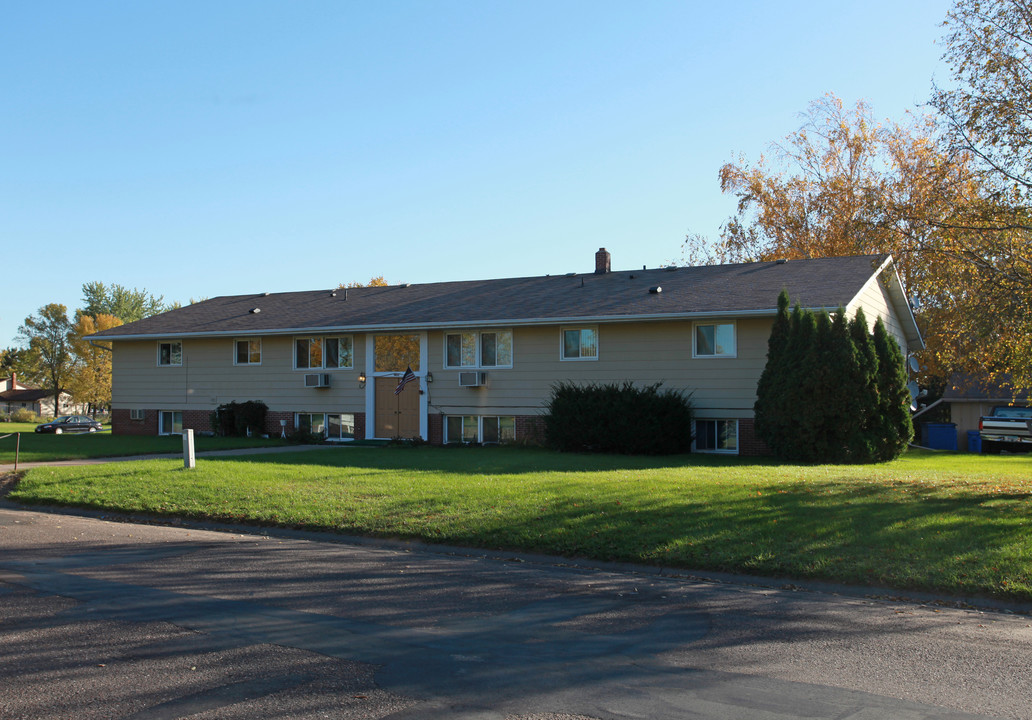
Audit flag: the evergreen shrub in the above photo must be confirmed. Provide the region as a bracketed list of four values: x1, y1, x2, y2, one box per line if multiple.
[754, 292, 913, 463]
[544, 381, 694, 455]
[210, 401, 269, 437]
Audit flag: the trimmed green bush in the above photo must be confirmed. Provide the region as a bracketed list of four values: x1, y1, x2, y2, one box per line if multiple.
[210, 401, 269, 437]
[545, 381, 694, 455]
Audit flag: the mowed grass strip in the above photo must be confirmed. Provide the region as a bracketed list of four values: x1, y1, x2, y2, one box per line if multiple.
[0, 423, 290, 463]
[9, 446, 1032, 601]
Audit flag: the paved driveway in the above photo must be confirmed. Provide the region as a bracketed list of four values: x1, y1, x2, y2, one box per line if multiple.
[1, 504, 1029, 719]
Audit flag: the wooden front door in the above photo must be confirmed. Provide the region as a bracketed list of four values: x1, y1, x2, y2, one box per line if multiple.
[374, 376, 421, 438]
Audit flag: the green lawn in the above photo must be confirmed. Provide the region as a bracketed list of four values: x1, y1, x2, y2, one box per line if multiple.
[8, 446, 1032, 601]
[0, 423, 290, 464]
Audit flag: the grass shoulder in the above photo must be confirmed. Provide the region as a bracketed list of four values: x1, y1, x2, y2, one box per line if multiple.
[8, 445, 1032, 602]
[0, 424, 291, 464]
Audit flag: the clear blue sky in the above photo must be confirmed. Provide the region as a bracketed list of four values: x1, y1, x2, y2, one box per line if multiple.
[2, 1, 952, 347]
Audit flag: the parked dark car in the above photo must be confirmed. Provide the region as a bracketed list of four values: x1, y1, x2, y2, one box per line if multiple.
[35, 415, 104, 434]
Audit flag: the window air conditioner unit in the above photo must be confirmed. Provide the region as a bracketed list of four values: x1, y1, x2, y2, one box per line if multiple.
[459, 371, 486, 387]
[304, 373, 331, 388]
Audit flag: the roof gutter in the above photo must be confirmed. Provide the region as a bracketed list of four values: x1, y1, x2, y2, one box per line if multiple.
[84, 306, 841, 342]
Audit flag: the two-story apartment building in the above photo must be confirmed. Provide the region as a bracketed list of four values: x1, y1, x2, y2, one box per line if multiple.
[89, 250, 922, 454]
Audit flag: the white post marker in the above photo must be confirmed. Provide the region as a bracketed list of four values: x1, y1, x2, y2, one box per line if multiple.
[183, 428, 196, 469]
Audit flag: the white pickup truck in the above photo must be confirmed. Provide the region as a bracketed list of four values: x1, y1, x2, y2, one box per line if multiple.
[979, 406, 1032, 453]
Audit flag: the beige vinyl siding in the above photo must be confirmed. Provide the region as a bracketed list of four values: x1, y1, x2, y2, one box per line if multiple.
[849, 274, 910, 355]
[111, 335, 367, 413]
[426, 319, 771, 419]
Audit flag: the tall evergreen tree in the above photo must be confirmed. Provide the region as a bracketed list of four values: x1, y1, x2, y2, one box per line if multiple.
[753, 290, 791, 451]
[872, 318, 915, 460]
[754, 295, 913, 463]
[847, 308, 880, 461]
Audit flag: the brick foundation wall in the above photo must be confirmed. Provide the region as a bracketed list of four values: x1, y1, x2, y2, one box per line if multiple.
[428, 414, 444, 445]
[182, 410, 213, 434]
[737, 418, 771, 457]
[111, 409, 158, 436]
[515, 415, 546, 445]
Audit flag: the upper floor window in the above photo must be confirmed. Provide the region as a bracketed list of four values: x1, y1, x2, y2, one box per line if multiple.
[694, 322, 736, 358]
[561, 327, 597, 360]
[235, 338, 261, 365]
[158, 341, 182, 367]
[445, 330, 513, 368]
[295, 336, 353, 370]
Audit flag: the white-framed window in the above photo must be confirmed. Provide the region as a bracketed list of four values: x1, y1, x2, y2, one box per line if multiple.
[129, 409, 145, 421]
[325, 337, 354, 369]
[234, 338, 261, 365]
[445, 415, 516, 444]
[694, 419, 738, 453]
[694, 322, 736, 358]
[561, 327, 598, 361]
[157, 341, 182, 367]
[444, 330, 513, 369]
[159, 410, 183, 435]
[295, 336, 353, 370]
[295, 412, 355, 440]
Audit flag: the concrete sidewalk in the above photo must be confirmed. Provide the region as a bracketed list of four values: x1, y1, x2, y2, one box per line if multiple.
[0, 444, 337, 473]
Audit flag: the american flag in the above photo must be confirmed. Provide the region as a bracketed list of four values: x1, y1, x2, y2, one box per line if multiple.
[394, 366, 417, 395]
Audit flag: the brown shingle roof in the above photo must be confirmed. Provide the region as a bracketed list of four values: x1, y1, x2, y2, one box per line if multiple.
[91, 254, 895, 340]
[0, 388, 52, 402]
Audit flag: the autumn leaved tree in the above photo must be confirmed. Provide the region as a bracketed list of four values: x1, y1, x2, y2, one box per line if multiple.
[713, 94, 987, 383]
[67, 314, 122, 417]
[339, 275, 389, 289]
[926, 0, 1032, 393]
[16, 304, 74, 416]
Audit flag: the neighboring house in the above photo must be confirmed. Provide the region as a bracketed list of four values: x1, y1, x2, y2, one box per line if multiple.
[88, 250, 923, 455]
[0, 373, 78, 418]
[937, 374, 1030, 452]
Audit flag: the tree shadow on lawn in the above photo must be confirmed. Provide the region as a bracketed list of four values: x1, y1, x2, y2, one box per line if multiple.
[237, 445, 781, 475]
[412, 477, 1032, 598]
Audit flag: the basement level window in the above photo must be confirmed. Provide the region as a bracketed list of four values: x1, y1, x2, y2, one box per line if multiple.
[695, 419, 738, 453]
[445, 415, 516, 444]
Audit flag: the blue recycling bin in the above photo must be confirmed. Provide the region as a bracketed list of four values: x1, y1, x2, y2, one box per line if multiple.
[924, 423, 958, 451]
[967, 430, 982, 454]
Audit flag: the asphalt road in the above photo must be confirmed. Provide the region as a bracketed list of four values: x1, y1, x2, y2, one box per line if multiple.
[1, 503, 1030, 719]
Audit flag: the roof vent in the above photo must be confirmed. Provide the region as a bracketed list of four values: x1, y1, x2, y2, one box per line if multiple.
[400, 283, 411, 288]
[665, 266, 678, 272]
[263, 292, 271, 296]
[330, 290, 337, 297]
[649, 286, 662, 294]
[776, 258, 788, 265]
[250, 307, 261, 314]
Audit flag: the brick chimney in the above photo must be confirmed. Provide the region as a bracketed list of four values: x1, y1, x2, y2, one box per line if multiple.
[8, 373, 15, 390]
[594, 247, 611, 274]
